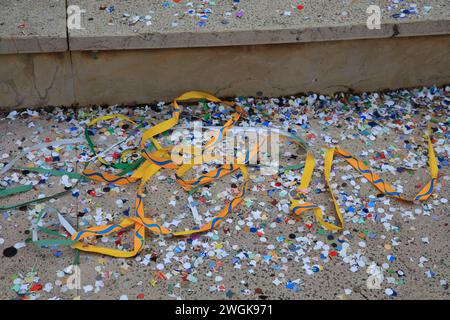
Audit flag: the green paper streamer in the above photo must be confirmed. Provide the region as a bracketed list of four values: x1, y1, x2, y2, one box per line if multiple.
[33, 239, 77, 246]
[13, 166, 85, 179]
[0, 185, 33, 198]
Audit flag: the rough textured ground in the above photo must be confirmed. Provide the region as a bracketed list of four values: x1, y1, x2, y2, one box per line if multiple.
[69, 0, 449, 34]
[0, 0, 66, 38]
[0, 85, 449, 300]
[2, 0, 449, 39]
[65, 0, 450, 50]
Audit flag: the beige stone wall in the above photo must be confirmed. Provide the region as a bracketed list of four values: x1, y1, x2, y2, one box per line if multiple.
[0, 52, 74, 109]
[1, 35, 449, 110]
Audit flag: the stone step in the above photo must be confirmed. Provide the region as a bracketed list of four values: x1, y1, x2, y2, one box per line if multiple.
[0, 0, 449, 110]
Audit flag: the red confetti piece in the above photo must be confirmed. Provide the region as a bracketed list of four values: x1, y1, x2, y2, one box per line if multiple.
[30, 284, 43, 292]
[158, 272, 167, 280]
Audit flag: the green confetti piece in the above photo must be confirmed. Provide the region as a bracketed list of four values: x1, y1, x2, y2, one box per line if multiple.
[11, 284, 21, 292]
[188, 186, 201, 195]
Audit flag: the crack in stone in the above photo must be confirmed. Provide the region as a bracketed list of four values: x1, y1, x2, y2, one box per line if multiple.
[30, 57, 59, 105]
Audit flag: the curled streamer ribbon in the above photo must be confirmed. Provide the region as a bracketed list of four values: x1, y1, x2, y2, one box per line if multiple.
[0, 91, 439, 258]
[71, 92, 264, 257]
[290, 125, 438, 231]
